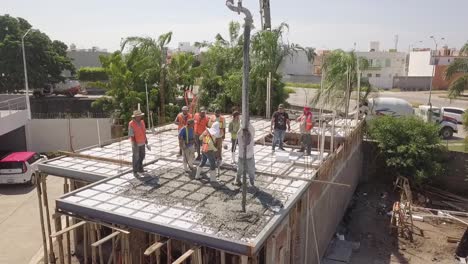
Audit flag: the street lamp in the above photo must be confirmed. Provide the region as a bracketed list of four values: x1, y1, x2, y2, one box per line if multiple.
[21, 28, 34, 120]
[428, 36, 445, 107]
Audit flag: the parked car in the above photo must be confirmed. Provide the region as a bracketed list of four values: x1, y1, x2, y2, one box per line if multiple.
[441, 107, 466, 124]
[415, 105, 458, 139]
[33, 80, 82, 98]
[0, 152, 47, 185]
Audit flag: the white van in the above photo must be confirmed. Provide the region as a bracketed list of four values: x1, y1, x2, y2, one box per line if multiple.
[0, 152, 47, 185]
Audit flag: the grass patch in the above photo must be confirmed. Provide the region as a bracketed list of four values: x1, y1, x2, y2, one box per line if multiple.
[284, 87, 296, 94]
[446, 139, 468, 153]
[285, 82, 320, 89]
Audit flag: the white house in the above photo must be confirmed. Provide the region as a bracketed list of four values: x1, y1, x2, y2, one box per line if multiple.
[356, 51, 407, 89]
[408, 50, 433, 77]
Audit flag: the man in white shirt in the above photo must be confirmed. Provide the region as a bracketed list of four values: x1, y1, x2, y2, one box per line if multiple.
[235, 123, 256, 187]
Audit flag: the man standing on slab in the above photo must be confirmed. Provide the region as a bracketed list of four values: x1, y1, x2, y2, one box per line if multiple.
[271, 104, 290, 152]
[128, 110, 150, 176]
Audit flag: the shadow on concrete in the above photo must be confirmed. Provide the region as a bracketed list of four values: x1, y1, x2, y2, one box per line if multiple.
[0, 184, 35, 195]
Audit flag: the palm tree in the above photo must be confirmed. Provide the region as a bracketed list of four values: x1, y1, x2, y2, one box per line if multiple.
[460, 42, 468, 56]
[312, 50, 371, 112]
[121, 32, 173, 122]
[445, 57, 468, 98]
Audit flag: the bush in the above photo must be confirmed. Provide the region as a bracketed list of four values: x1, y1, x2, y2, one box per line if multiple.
[285, 82, 320, 89]
[78, 67, 108, 81]
[367, 116, 446, 185]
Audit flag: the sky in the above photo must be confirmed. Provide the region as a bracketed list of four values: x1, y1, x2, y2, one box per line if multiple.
[2, 0, 467, 52]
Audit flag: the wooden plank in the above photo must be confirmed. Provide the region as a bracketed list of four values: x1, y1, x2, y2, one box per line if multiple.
[55, 215, 65, 264]
[36, 173, 49, 264]
[171, 247, 197, 264]
[91, 231, 120, 247]
[59, 151, 132, 166]
[412, 206, 468, 217]
[51, 221, 87, 238]
[220, 251, 226, 264]
[41, 174, 56, 263]
[240, 255, 248, 264]
[144, 241, 167, 256]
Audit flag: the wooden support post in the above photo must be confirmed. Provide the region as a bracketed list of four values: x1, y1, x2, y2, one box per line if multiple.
[92, 231, 120, 248]
[240, 255, 248, 264]
[171, 247, 197, 264]
[95, 225, 104, 264]
[155, 235, 161, 264]
[84, 224, 89, 264]
[304, 191, 310, 264]
[220, 251, 226, 264]
[63, 178, 72, 264]
[41, 174, 56, 263]
[111, 234, 117, 264]
[193, 248, 202, 264]
[144, 240, 167, 256]
[90, 225, 98, 264]
[36, 173, 49, 264]
[54, 214, 65, 264]
[311, 209, 321, 264]
[166, 239, 172, 264]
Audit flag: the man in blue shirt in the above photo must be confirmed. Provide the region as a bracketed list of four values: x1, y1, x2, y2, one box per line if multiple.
[179, 119, 195, 174]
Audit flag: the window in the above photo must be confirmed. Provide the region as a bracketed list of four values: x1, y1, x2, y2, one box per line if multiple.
[385, 59, 391, 67]
[367, 73, 372, 77]
[27, 153, 40, 165]
[444, 108, 465, 115]
[376, 74, 381, 77]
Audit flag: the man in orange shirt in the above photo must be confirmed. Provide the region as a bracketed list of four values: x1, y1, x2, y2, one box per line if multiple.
[174, 106, 193, 156]
[128, 110, 150, 175]
[193, 107, 209, 160]
[296, 106, 314, 156]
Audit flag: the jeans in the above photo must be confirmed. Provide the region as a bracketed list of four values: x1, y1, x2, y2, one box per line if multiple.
[272, 129, 286, 149]
[231, 138, 237, 152]
[199, 151, 216, 170]
[194, 135, 202, 157]
[182, 145, 195, 169]
[236, 157, 255, 185]
[301, 134, 312, 155]
[132, 144, 146, 173]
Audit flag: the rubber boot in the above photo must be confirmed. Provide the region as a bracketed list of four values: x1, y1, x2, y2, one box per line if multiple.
[195, 167, 201, 179]
[231, 152, 236, 164]
[209, 170, 217, 182]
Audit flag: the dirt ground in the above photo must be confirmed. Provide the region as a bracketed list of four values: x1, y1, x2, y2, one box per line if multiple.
[343, 180, 466, 264]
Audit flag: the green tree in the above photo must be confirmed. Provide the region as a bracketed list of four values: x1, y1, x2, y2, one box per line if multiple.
[77, 67, 108, 81]
[460, 42, 468, 56]
[445, 56, 468, 98]
[367, 116, 446, 184]
[312, 50, 371, 111]
[0, 15, 74, 93]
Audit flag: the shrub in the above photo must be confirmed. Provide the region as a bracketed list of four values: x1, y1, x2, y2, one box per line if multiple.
[77, 67, 108, 81]
[367, 116, 446, 185]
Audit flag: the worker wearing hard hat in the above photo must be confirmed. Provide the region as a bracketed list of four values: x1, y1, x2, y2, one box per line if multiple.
[179, 119, 195, 174]
[174, 106, 193, 156]
[128, 110, 151, 176]
[195, 122, 220, 182]
[296, 106, 314, 156]
[228, 111, 240, 164]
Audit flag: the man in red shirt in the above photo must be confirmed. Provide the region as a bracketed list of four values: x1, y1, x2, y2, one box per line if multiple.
[128, 110, 150, 175]
[296, 106, 314, 156]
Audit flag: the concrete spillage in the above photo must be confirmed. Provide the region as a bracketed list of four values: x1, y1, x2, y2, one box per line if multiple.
[37, 115, 363, 263]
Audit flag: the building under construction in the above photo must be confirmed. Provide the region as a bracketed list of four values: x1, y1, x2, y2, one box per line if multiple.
[35, 114, 365, 264]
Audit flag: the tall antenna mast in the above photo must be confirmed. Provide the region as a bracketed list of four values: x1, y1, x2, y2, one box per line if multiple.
[394, 35, 399, 51]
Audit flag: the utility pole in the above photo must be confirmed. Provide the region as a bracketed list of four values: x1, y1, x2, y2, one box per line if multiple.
[226, 0, 253, 213]
[259, 0, 271, 30]
[22, 28, 33, 120]
[428, 36, 445, 122]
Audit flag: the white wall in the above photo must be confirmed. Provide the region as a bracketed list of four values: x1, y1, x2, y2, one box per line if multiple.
[29, 118, 112, 153]
[278, 50, 314, 76]
[0, 109, 28, 135]
[408, 51, 432, 76]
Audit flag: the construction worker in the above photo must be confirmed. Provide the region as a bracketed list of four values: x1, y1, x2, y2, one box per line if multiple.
[195, 122, 220, 182]
[179, 119, 195, 174]
[235, 123, 256, 187]
[228, 111, 240, 164]
[296, 106, 314, 156]
[193, 107, 209, 160]
[174, 106, 193, 156]
[128, 110, 151, 175]
[271, 104, 290, 152]
[208, 109, 226, 163]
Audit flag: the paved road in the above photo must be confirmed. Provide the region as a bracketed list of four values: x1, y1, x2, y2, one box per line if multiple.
[0, 176, 63, 264]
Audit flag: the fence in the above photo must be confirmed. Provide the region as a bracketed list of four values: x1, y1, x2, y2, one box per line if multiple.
[0, 96, 27, 117]
[32, 112, 110, 119]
